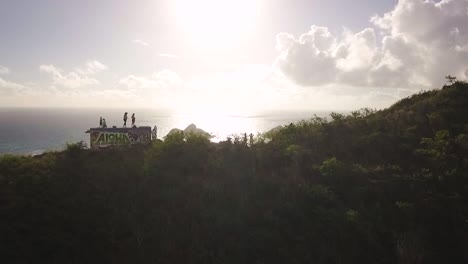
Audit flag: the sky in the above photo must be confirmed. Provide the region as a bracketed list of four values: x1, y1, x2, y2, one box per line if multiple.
[1, 0, 468, 114]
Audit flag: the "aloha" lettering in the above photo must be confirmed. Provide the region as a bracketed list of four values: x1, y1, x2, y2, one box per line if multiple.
[95, 133, 130, 145]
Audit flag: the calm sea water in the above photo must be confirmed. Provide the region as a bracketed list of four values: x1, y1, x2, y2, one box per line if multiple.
[0, 108, 329, 155]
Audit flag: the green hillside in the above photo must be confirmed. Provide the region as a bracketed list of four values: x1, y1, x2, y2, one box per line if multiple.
[1, 82, 467, 264]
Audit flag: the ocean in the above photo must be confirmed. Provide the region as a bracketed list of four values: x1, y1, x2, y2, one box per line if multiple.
[0, 108, 329, 155]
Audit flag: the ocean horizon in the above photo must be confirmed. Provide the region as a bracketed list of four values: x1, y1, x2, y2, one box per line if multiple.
[0, 108, 336, 155]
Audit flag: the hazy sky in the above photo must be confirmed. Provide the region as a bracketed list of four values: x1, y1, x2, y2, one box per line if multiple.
[1, 0, 467, 113]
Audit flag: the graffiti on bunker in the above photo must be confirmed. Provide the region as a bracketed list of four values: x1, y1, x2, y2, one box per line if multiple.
[87, 127, 152, 149]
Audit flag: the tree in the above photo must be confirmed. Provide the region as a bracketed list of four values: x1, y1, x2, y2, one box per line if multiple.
[445, 75, 457, 84]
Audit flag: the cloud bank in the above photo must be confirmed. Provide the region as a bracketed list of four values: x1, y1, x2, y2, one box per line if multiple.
[0, 65, 10, 75]
[0, 64, 29, 96]
[159, 53, 179, 59]
[39, 60, 108, 89]
[0, 77, 27, 95]
[132, 39, 150, 46]
[275, 0, 468, 89]
[117, 69, 184, 107]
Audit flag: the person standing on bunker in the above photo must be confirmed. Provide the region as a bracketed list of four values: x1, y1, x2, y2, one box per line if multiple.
[131, 113, 136, 127]
[123, 112, 128, 127]
[152, 125, 157, 140]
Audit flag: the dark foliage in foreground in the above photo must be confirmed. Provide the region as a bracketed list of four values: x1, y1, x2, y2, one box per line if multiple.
[1, 82, 468, 264]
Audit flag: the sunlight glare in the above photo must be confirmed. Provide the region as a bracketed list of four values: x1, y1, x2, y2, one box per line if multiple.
[171, 0, 262, 50]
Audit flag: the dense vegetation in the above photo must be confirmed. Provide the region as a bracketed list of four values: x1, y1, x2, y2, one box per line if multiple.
[1, 82, 468, 264]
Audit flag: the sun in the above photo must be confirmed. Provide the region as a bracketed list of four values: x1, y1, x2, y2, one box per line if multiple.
[171, 0, 262, 51]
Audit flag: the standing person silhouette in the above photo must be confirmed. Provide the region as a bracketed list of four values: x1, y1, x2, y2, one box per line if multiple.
[102, 118, 107, 128]
[99, 117, 102, 128]
[152, 125, 157, 140]
[131, 113, 136, 127]
[123, 112, 128, 127]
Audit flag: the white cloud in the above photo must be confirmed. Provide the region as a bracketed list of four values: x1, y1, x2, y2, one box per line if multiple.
[159, 53, 179, 59]
[118, 69, 182, 91]
[336, 28, 378, 72]
[115, 66, 293, 113]
[0, 65, 10, 75]
[276, 0, 468, 89]
[75, 60, 109, 75]
[40, 60, 108, 89]
[0, 77, 27, 95]
[371, 0, 468, 86]
[132, 39, 150, 46]
[117, 69, 184, 107]
[275, 28, 338, 86]
[112, 64, 410, 112]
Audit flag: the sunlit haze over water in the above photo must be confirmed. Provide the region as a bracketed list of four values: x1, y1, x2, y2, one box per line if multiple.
[0, 108, 329, 154]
